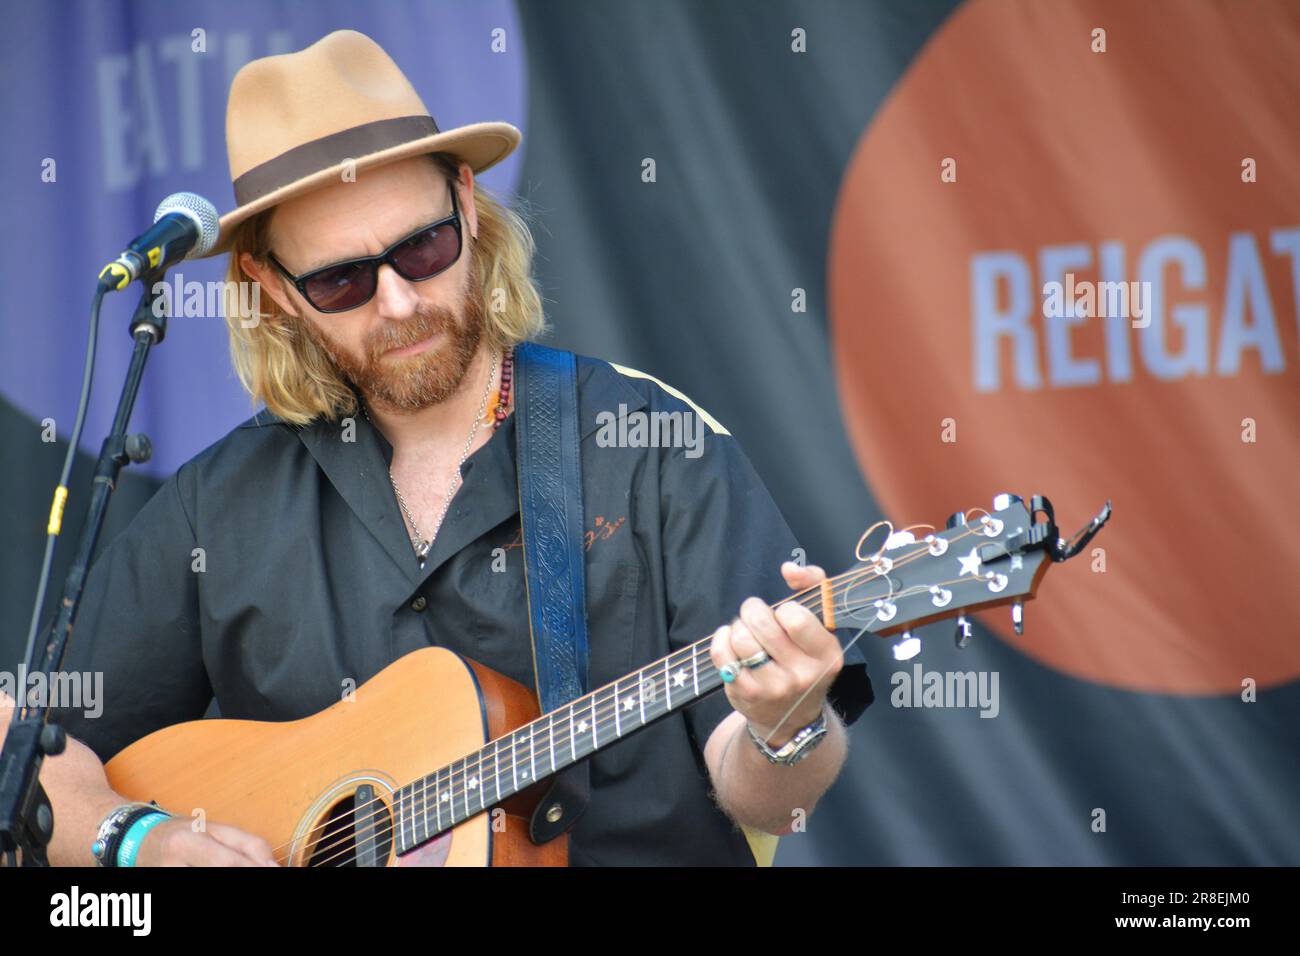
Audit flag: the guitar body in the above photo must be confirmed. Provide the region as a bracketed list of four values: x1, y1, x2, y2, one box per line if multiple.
[103, 647, 567, 867]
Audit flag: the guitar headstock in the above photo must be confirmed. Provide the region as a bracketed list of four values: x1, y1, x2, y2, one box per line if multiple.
[815, 492, 1111, 660]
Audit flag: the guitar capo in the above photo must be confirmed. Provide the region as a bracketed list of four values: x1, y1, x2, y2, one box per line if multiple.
[1000, 495, 1112, 562]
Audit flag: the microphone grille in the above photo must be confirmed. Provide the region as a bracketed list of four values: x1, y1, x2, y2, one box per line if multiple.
[154, 192, 221, 257]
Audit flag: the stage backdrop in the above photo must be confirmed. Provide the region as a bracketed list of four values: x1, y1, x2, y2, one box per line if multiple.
[2, 0, 1296, 865]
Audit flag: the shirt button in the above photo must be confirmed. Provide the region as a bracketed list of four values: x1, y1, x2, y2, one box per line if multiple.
[411, 596, 428, 612]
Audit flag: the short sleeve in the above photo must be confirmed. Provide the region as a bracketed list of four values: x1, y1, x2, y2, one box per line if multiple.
[658, 424, 874, 754]
[47, 465, 212, 764]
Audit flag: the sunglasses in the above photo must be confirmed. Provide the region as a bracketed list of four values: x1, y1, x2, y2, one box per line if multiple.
[267, 181, 463, 313]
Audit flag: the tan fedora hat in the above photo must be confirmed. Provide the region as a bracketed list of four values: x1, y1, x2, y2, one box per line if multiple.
[198, 29, 521, 258]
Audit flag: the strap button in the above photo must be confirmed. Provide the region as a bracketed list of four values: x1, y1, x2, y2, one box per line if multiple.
[410, 596, 428, 612]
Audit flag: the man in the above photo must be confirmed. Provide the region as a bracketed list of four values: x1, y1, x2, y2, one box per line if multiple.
[8, 29, 873, 866]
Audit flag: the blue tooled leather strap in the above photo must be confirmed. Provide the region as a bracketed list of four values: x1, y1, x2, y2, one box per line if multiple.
[513, 341, 591, 846]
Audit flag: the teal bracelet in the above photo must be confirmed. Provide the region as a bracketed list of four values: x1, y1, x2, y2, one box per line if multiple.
[116, 811, 171, 868]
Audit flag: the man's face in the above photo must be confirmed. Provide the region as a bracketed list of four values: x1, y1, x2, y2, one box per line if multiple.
[249, 156, 485, 412]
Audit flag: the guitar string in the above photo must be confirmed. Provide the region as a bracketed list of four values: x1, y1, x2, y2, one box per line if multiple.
[290, 520, 1003, 866]
[285, 520, 1003, 866]
[294, 521, 1007, 865]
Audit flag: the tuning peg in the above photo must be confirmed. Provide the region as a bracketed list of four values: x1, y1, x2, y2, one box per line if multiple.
[1012, 601, 1024, 635]
[891, 631, 921, 661]
[954, 614, 972, 649]
[946, 511, 967, 529]
[993, 492, 1023, 513]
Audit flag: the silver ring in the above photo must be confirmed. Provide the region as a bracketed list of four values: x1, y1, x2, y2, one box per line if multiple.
[724, 624, 771, 671]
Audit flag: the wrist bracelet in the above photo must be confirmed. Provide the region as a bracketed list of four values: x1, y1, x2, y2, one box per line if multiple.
[92, 801, 165, 867]
[117, 811, 172, 868]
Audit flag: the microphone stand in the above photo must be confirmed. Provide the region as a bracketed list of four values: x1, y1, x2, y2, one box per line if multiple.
[0, 280, 167, 866]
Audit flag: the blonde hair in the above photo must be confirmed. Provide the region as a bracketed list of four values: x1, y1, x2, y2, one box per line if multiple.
[223, 152, 547, 425]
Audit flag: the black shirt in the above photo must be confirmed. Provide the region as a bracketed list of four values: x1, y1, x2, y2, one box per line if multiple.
[51, 352, 874, 865]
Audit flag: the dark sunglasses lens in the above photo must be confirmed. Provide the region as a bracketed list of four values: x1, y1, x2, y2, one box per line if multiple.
[303, 260, 376, 312]
[390, 224, 461, 280]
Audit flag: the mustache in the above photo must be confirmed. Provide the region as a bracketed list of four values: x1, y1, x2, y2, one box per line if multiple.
[364, 303, 454, 359]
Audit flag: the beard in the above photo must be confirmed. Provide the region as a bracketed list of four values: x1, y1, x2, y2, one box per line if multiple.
[300, 257, 486, 413]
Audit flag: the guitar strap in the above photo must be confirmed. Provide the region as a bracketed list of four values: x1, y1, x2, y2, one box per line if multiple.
[512, 341, 592, 849]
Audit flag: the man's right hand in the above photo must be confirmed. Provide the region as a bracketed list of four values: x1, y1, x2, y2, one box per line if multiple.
[134, 817, 281, 866]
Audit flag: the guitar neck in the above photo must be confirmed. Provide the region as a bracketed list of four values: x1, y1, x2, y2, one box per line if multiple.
[390, 589, 836, 853]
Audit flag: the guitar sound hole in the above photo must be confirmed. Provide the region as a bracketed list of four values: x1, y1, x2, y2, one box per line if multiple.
[304, 792, 394, 867]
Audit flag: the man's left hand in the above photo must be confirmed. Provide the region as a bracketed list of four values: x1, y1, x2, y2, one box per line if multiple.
[709, 561, 844, 749]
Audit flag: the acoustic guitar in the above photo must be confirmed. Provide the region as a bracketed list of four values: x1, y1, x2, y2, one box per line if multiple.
[103, 493, 1109, 866]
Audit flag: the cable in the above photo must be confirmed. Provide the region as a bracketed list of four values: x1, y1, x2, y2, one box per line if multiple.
[16, 282, 108, 699]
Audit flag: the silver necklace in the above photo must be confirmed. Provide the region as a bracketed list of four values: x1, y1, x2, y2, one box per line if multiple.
[362, 353, 499, 564]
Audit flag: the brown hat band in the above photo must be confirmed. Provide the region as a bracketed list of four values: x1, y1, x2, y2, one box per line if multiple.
[232, 114, 441, 206]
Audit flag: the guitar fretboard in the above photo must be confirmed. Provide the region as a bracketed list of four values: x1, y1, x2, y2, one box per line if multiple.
[390, 631, 732, 853]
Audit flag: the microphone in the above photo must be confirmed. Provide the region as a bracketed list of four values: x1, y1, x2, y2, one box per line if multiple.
[98, 192, 220, 291]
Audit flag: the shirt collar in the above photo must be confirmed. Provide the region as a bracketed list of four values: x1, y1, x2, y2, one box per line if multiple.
[288, 400, 516, 588]
[253, 353, 649, 589]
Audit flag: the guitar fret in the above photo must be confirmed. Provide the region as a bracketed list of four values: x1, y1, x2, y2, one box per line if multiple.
[430, 781, 438, 840]
[393, 788, 400, 852]
[549, 713, 557, 773]
[569, 703, 577, 762]
[479, 764, 486, 816]
[692, 645, 700, 696]
[446, 771, 454, 830]
[435, 768, 444, 834]
[392, 788, 399, 852]
[512, 728, 522, 790]
[462, 759, 473, 827]
[528, 724, 536, 782]
[614, 681, 622, 736]
[494, 740, 502, 805]
[638, 669, 647, 726]
[420, 778, 428, 845]
[440, 781, 447, 834]
[402, 783, 410, 849]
